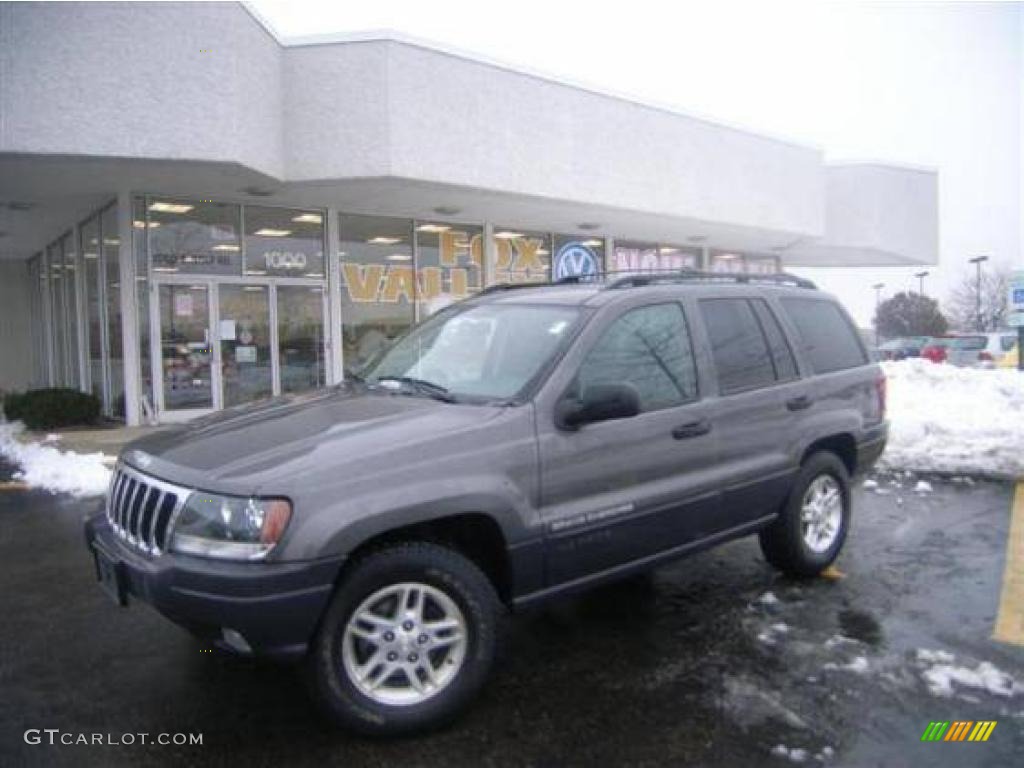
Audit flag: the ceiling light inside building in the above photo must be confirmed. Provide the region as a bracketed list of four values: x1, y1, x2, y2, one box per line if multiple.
[254, 228, 291, 237]
[717, 253, 739, 260]
[212, 244, 240, 252]
[536, 248, 550, 256]
[291, 213, 323, 224]
[658, 246, 679, 254]
[582, 239, 603, 248]
[148, 202, 194, 214]
[152, 266, 179, 273]
[416, 224, 451, 233]
[133, 220, 161, 229]
[387, 254, 412, 262]
[494, 231, 524, 240]
[368, 236, 402, 245]
[103, 238, 120, 246]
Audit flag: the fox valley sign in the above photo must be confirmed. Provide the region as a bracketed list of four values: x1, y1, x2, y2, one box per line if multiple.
[342, 232, 550, 303]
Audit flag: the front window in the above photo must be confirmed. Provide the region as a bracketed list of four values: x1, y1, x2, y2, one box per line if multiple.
[362, 304, 581, 401]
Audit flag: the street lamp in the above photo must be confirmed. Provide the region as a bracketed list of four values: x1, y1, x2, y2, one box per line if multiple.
[872, 282, 885, 309]
[914, 271, 929, 296]
[968, 256, 989, 331]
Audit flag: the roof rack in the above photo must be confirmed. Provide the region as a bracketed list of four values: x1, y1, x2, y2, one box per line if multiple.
[601, 269, 817, 290]
[477, 269, 816, 295]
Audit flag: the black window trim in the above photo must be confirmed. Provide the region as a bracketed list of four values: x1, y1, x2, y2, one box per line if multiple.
[562, 300, 701, 413]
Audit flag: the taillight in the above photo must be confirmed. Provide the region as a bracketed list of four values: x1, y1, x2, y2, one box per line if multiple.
[978, 351, 993, 362]
[875, 374, 887, 419]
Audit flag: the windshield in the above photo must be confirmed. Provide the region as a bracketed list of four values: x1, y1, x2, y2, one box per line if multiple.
[361, 303, 582, 401]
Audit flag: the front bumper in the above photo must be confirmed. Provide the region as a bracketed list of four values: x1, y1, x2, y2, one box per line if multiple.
[84, 512, 343, 661]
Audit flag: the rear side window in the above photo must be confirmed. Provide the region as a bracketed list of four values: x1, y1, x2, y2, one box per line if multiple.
[576, 303, 698, 412]
[699, 299, 776, 394]
[750, 300, 798, 381]
[780, 298, 867, 373]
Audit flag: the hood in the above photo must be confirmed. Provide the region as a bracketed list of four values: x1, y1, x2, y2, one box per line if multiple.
[123, 387, 504, 495]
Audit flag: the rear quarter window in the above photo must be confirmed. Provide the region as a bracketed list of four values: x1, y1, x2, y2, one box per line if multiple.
[779, 297, 867, 374]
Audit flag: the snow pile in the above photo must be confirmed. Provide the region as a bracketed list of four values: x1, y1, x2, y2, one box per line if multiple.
[915, 649, 1023, 698]
[880, 360, 1024, 477]
[0, 422, 111, 497]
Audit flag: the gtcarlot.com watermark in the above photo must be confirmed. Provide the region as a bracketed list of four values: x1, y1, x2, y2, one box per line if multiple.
[25, 729, 202, 746]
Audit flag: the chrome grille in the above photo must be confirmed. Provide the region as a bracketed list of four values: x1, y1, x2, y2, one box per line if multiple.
[106, 463, 189, 556]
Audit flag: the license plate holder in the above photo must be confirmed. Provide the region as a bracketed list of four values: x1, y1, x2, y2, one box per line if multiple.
[93, 544, 127, 607]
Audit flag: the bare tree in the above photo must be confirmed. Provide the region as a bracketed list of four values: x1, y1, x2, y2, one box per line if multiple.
[945, 266, 1010, 332]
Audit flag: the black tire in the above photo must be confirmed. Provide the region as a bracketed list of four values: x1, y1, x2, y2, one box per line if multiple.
[305, 541, 502, 736]
[759, 451, 851, 578]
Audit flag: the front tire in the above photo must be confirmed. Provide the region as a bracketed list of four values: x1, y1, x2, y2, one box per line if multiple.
[305, 541, 502, 736]
[759, 451, 851, 578]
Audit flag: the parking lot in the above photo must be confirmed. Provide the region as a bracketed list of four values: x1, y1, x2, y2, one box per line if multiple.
[1, 463, 1022, 767]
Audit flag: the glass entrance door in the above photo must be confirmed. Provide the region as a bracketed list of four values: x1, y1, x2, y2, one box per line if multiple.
[156, 284, 213, 411]
[152, 279, 328, 420]
[218, 284, 272, 407]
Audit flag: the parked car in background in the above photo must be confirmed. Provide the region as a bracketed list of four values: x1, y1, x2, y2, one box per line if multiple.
[996, 339, 1020, 370]
[876, 336, 930, 361]
[945, 332, 1019, 368]
[920, 337, 956, 363]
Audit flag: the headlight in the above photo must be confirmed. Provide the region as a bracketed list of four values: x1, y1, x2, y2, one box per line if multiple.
[170, 492, 292, 560]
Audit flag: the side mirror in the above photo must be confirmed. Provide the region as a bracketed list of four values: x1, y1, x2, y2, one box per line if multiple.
[558, 383, 641, 429]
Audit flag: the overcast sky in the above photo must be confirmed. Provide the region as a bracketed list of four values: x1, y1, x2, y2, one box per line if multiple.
[249, 0, 1022, 326]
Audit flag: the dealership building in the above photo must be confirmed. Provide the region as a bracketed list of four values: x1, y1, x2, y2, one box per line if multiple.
[0, 2, 937, 425]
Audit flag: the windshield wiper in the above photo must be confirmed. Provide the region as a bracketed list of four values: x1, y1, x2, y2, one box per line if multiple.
[375, 376, 458, 403]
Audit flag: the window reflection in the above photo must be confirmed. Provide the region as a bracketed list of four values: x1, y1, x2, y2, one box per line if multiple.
[244, 206, 325, 278]
[338, 214, 415, 372]
[492, 228, 550, 285]
[149, 199, 241, 275]
[415, 222, 483, 316]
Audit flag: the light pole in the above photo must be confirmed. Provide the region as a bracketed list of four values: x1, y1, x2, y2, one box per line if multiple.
[914, 270, 929, 296]
[968, 256, 989, 330]
[872, 282, 885, 309]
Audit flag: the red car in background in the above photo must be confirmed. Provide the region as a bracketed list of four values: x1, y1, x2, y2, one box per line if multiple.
[920, 336, 956, 363]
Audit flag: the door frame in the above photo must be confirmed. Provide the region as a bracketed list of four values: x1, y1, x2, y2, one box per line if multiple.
[150, 275, 328, 423]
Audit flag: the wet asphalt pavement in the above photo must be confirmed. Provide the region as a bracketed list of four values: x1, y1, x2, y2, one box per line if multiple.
[1, 463, 1022, 767]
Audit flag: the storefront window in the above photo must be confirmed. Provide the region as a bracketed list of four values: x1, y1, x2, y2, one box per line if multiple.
[278, 285, 326, 394]
[102, 205, 124, 416]
[709, 250, 746, 274]
[148, 198, 241, 275]
[491, 228, 551, 285]
[81, 216, 103, 397]
[710, 250, 779, 274]
[415, 222, 483, 316]
[61, 232, 79, 388]
[133, 197, 151, 417]
[552, 235, 605, 281]
[47, 242, 66, 385]
[338, 214, 415, 373]
[244, 206, 325, 278]
[219, 284, 273, 407]
[612, 241, 700, 276]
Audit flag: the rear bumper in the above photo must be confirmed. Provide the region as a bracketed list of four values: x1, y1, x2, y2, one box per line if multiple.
[855, 422, 889, 474]
[84, 513, 343, 661]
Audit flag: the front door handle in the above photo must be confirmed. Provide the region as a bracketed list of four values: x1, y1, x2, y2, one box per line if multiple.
[786, 395, 814, 411]
[672, 419, 712, 440]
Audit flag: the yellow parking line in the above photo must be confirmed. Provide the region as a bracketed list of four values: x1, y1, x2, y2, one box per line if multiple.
[994, 481, 1024, 645]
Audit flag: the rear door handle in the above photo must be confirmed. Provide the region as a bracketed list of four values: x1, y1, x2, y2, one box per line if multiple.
[786, 395, 814, 411]
[672, 419, 712, 439]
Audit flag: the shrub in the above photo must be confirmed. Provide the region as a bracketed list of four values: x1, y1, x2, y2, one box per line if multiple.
[3, 388, 101, 430]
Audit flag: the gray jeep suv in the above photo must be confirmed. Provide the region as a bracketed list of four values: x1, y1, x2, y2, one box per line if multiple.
[84, 272, 887, 735]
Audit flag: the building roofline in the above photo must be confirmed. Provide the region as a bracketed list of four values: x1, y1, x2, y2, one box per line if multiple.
[239, 2, 823, 155]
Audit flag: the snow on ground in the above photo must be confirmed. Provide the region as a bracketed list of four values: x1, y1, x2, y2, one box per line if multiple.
[0, 422, 111, 497]
[914, 649, 1023, 698]
[880, 359, 1024, 477]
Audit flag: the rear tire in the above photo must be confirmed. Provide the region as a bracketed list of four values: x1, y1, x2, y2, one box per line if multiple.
[305, 541, 502, 736]
[759, 451, 851, 578]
